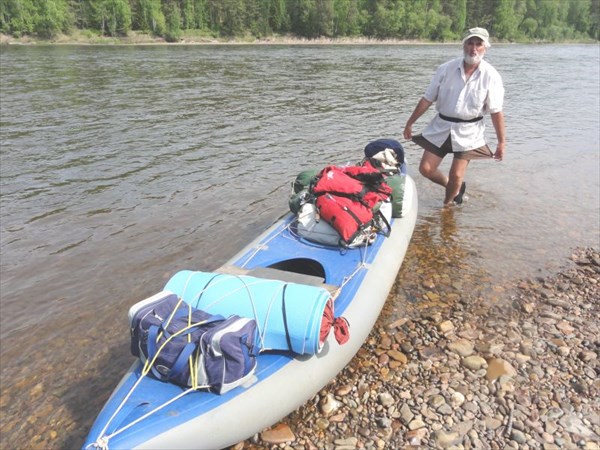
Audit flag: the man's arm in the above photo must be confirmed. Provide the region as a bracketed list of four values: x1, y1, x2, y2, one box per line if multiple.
[403, 97, 433, 140]
[490, 111, 506, 160]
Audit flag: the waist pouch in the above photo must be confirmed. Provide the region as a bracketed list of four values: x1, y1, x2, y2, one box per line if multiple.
[130, 292, 257, 394]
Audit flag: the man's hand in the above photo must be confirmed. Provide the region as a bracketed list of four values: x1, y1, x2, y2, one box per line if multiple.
[403, 97, 433, 141]
[490, 111, 505, 161]
[493, 142, 505, 161]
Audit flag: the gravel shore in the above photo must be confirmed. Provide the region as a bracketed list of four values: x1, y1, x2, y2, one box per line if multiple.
[233, 247, 599, 450]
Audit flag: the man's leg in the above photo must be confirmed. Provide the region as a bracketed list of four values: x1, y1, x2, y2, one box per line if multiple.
[444, 158, 470, 205]
[419, 150, 447, 187]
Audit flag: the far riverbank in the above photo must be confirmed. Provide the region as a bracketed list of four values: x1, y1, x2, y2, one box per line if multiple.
[2, 31, 597, 46]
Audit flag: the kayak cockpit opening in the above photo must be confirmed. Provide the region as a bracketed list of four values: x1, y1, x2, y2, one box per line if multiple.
[267, 258, 325, 280]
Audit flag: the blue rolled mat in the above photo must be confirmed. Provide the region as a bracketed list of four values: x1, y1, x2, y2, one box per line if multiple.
[164, 270, 332, 355]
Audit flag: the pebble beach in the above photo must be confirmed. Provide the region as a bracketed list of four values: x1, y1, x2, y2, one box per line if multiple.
[234, 247, 599, 450]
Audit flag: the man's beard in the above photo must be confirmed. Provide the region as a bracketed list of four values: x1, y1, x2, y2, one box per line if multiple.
[464, 52, 483, 65]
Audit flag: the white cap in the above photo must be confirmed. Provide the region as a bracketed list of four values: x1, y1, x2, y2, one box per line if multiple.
[462, 27, 490, 47]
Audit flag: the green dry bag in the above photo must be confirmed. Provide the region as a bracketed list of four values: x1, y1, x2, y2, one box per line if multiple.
[293, 169, 320, 194]
[386, 174, 406, 218]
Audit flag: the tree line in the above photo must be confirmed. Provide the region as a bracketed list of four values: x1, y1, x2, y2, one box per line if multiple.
[1, 0, 598, 43]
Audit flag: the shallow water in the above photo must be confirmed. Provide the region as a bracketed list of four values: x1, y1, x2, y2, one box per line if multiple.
[0, 44, 598, 449]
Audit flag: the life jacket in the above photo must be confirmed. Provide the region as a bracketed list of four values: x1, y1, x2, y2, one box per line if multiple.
[310, 165, 392, 247]
[311, 166, 369, 199]
[311, 165, 391, 207]
[315, 193, 374, 246]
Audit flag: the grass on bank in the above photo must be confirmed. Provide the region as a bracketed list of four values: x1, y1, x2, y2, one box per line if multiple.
[1, 30, 598, 46]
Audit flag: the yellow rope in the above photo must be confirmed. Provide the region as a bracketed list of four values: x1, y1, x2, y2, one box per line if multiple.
[141, 298, 209, 383]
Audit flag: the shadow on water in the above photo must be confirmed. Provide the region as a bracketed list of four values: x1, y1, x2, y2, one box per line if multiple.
[61, 344, 132, 450]
[0, 325, 132, 450]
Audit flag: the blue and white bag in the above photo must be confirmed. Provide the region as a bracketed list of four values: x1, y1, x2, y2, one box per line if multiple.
[129, 292, 257, 394]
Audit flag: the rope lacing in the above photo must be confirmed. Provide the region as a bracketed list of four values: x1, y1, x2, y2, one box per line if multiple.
[87, 214, 373, 449]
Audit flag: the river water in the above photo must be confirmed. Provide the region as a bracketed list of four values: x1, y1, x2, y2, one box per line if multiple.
[1, 44, 598, 449]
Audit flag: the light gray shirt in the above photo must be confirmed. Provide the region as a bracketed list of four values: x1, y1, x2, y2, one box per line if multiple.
[422, 57, 504, 152]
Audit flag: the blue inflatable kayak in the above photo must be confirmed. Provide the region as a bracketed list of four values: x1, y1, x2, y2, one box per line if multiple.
[83, 172, 418, 450]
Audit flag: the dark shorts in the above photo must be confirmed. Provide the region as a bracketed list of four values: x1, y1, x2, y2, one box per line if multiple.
[412, 134, 493, 160]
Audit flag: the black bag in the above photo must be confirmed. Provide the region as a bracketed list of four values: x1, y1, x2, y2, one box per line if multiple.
[130, 292, 258, 394]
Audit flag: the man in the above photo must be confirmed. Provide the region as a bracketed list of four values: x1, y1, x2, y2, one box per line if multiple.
[403, 27, 505, 206]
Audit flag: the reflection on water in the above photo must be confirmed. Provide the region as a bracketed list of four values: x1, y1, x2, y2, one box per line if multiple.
[0, 44, 598, 449]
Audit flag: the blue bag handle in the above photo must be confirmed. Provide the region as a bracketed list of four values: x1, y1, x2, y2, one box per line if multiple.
[165, 342, 198, 381]
[146, 315, 225, 381]
[146, 325, 198, 381]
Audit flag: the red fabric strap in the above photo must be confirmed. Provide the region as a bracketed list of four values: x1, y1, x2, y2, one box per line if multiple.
[320, 299, 350, 346]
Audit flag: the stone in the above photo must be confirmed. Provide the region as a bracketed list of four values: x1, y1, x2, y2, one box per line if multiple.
[450, 391, 465, 408]
[437, 404, 454, 416]
[400, 403, 414, 425]
[578, 351, 597, 362]
[260, 423, 295, 444]
[428, 394, 446, 408]
[462, 356, 487, 371]
[387, 350, 407, 364]
[438, 321, 455, 334]
[336, 385, 353, 396]
[484, 417, 503, 430]
[486, 358, 517, 382]
[408, 418, 426, 430]
[558, 414, 597, 438]
[510, 429, 527, 444]
[405, 427, 428, 445]
[432, 430, 461, 448]
[320, 393, 342, 415]
[378, 392, 395, 407]
[477, 342, 505, 355]
[447, 339, 475, 357]
[334, 437, 358, 448]
[315, 418, 329, 430]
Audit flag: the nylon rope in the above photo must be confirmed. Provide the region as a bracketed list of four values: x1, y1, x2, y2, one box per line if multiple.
[89, 212, 374, 448]
[88, 297, 209, 449]
[238, 221, 291, 268]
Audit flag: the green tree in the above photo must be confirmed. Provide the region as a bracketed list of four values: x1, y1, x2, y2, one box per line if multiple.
[1, 0, 37, 36]
[219, 0, 245, 36]
[590, 0, 600, 40]
[34, 0, 73, 37]
[133, 0, 165, 35]
[269, 0, 289, 33]
[86, 0, 131, 36]
[332, 0, 362, 36]
[443, 0, 466, 37]
[163, 0, 181, 40]
[465, 0, 494, 30]
[287, 0, 317, 38]
[245, 0, 277, 37]
[567, 0, 591, 36]
[493, 0, 523, 41]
